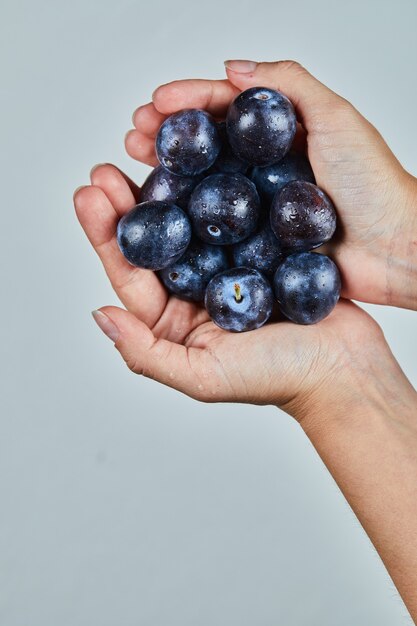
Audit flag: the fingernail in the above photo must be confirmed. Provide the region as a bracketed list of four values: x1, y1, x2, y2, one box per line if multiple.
[92, 310, 120, 343]
[151, 85, 161, 101]
[90, 163, 107, 177]
[132, 105, 143, 125]
[73, 185, 87, 200]
[224, 59, 258, 74]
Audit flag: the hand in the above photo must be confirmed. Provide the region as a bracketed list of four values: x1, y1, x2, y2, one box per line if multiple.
[74, 165, 392, 422]
[125, 60, 417, 310]
[74, 66, 417, 619]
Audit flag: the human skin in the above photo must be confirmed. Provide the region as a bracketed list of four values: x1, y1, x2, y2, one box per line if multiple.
[74, 60, 417, 621]
[125, 60, 417, 310]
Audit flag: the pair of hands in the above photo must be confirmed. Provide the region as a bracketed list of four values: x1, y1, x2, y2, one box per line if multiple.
[74, 59, 417, 425]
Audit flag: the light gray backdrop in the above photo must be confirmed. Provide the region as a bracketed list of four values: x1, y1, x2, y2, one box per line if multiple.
[1, 0, 416, 624]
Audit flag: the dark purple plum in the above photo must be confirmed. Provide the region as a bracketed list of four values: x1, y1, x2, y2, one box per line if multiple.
[273, 252, 341, 324]
[117, 201, 191, 270]
[205, 267, 274, 332]
[250, 152, 315, 204]
[232, 219, 285, 276]
[207, 122, 248, 174]
[140, 165, 202, 210]
[159, 239, 229, 302]
[156, 109, 221, 176]
[188, 173, 260, 245]
[270, 181, 337, 252]
[226, 87, 296, 166]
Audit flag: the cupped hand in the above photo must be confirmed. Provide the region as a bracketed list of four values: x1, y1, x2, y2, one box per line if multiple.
[74, 165, 389, 420]
[74, 71, 417, 620]
[125, 60, 417, 309]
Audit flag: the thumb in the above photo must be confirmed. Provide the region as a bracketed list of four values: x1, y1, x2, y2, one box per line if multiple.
[224, 59, 350, 130]
[91, 306, 208, 400]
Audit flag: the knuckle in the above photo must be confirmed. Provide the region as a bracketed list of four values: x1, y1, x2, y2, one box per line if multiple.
[131, 339, 170, 380]
[322, 96, 357, 129]
[273, 60, 306, 75]
[126, 358, 157, 381]
[330, 95, 354, 115]
[193, 387, 212, 403]
[124, 355, 142, 375]
[148, 337, 170, 362]
[191, 389, 214, 404]
[307, 95, 356, 135]
[153, 81, 183, 109]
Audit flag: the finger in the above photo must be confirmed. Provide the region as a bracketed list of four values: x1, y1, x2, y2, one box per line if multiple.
[132, 102, 167, 138]
[224, 59, 350, 132]
[125, 129, 158, 166]
[152, 79, 240, 117]
[292, 122, 307, 153]
[74, 185, 167, 326]
[90, 163, 141, 212]
[93, 306, 211, 400]
[150, 295, 210, 343]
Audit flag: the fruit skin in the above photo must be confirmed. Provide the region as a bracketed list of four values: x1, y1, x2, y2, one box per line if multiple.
[273, 252, 341, 325]
[250, 152, 315, 205]
[226, 87, 297, 166]
[208, 122, 248, 175]
[232, 218, 285, 276]
[270, 181, 337, 252]
[188, 172, 260, 245]
[140, 165, 203, 210]
[156, 109, 221, 176]
[205, 267, 274, 332]
[117, 201, 192, 270]
[159, 239, 229, 302]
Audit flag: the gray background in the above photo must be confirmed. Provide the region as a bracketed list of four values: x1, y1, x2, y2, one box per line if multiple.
[1, 0, 416, 624]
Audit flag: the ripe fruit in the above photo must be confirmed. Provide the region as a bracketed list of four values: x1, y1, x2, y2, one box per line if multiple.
[250, 152, 315, 204]
[114, 87, 342, 331]
[232, 219, 285, 276]
[159, 239, 229, 302]
[273, 252, 341, 324]
[117, 201, 192, 270]
[208, 121, 248, 174]
[205, 267, 274, 332]
[156, 109, 221, 176]
[270, 181, 336, 252]
[140, 165, 202, 210]
[226, 87, 296, 166]
[188, 173, 260, 245]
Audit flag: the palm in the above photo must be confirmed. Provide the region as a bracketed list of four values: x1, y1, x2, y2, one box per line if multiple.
[305, 108, 405, 302]
[74, 165, 376, 405]
[124, 74, 409, 306]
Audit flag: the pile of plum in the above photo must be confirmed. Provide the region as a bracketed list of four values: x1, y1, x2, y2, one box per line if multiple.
[117, 87, 341, 332]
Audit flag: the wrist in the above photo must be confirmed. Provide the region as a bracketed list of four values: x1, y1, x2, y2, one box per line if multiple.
[291, 339, 417, 622]
[300, 369, 417, 444]
[283, 321, 417, 436]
